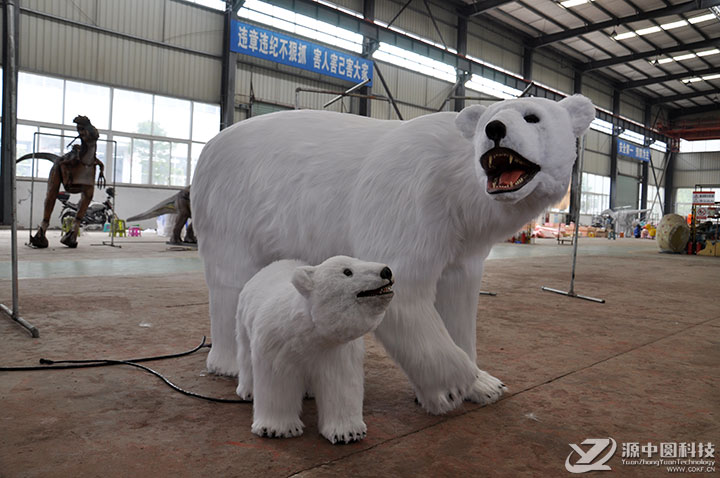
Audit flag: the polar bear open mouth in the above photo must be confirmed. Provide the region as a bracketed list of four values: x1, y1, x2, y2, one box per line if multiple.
[357, 280, 394, 298]
[480, 147, 541, 194]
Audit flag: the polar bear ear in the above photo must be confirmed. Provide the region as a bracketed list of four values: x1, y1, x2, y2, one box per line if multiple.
[291, 266, 315, 298]
[558, 94, 596, 137]
[455, 104, 487, 141]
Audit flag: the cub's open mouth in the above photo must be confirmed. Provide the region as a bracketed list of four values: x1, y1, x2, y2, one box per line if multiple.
[480, 147, 540, 194]
[357, 280, 394, 298]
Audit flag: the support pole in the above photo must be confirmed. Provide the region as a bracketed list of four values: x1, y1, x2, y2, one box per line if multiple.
[2, 0, 39, 337]
[373, 62, 403, 120]
[542, 135, 605, 304]
[323, 79, 370, 109]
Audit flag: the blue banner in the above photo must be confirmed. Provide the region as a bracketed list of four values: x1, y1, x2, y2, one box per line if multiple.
[231, 20, 373, 86]
[617, 138, 650, 162]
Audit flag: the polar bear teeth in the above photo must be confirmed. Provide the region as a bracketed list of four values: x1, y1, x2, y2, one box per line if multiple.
[357, 281, 394, 298]
[480, 147, 540, 195]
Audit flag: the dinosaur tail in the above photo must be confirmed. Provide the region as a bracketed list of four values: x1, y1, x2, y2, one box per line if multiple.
[126, 194, 179, 222]
[16, 152, 62, 164]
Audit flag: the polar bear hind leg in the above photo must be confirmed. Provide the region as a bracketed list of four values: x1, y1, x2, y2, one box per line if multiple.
[207, 284, 244, 376]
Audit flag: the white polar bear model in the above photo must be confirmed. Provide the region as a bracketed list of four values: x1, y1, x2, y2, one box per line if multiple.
[192, 94, 596, 415]
[236, 256, 394, 444]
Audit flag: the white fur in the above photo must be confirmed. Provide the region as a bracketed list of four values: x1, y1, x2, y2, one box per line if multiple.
[236, 256, 393, 444]
[192, 95, 595, 414]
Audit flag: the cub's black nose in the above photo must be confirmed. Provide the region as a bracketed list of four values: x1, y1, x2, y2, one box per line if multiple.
[485, 120, 506, 145]
[380, 267, 392, 280]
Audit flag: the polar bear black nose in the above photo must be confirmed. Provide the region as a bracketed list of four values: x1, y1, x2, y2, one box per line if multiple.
[485, 120, 506, 146]
[380, 267, 392, 280]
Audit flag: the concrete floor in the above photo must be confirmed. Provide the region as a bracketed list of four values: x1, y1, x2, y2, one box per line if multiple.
[0, 230, 718, 477]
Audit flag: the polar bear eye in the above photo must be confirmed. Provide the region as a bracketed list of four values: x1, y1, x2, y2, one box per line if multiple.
[524, 114, 540, 123]
[343, 269, 353, 277]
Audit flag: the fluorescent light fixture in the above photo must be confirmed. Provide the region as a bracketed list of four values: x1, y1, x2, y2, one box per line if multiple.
[689, 13, 716, 24]
[613, 31, 637, 40]
[673, 53, 696, 61]
[239, 0, 363, 53]
[702, 73, 720, 81]
[373, 43, 456, 83]
[558, 0, 591, 8]
[682, 77, 702, 83]
[635, 26, 662, 35]
[661, 20, 688, 30]
[465, 74, 522, 99]
[698, 48, 720, 57]
[614, 10, 718, 41]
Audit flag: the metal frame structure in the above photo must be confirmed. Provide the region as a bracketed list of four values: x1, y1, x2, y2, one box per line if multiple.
[2, 0, 40, 337]
[542, 135, 606, 304]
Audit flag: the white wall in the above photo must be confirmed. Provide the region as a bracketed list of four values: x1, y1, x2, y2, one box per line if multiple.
[17, 178, 184, 230]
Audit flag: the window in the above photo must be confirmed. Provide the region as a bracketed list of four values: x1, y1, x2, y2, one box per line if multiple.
[580, 172, 611, 215]
[64, 80, 111, 130]
[15, 72, 220, 186]
[679, 139, 720, 153]
[153, 95, 191, 139]
[112, 89, 154, 134]
[676, 187, 720, 217]
[17, 73, 63, 124]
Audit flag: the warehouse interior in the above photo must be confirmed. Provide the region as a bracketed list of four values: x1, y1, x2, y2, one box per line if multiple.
[1, 0, 719, 476]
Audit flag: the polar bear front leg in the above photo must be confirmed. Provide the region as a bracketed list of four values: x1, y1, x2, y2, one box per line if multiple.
[313, 341, 367, 444]
[435, 262, 507, 406]
[207, 284, 242, 376]
[250, 356, 305, 439]
[373, 297, 479, 415]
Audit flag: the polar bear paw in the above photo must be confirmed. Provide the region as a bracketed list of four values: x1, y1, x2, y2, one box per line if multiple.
[235, 383, 253, 401]
[415, 386, 467, 415]
[251, 417, 304, 439]
[320, 420, 367, 445]
[464, 369, 507, 406]
[206, 349, 239, 377]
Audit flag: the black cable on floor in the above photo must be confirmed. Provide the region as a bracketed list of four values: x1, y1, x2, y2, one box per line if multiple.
[0, 336, 249, 404]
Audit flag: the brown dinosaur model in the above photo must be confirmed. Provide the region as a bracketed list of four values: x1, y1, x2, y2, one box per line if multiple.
[18, 116, 106, 248]
[126, 185, 195, 245]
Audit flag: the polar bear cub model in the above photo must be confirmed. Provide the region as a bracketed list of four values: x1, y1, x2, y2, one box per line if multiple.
[236, 255, 394, 444]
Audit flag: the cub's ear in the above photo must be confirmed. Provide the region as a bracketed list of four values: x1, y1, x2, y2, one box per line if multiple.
[455, 104, 487, 141]
[291, 266, 315, 298]
[558, 94, 596, 137]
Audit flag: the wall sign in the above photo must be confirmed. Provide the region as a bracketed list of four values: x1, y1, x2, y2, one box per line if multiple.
[692, 191, 716, 205]
[230, 20, 373, 86]
[617, 138, 650, 162]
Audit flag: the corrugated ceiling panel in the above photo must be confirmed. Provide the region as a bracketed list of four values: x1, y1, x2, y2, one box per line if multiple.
[164, 1, 223, 56]
[674, 170, 720, 188]
[22, 0, 97, 23]
[374, 1, 456, 50]
[97, 0, 163, 42]
[618, 158, 641, 177]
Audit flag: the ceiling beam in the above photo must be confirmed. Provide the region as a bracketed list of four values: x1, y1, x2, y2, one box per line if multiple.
[458, 0, 514, 18]
[671, 102, 720, 119]
[528, 0, 720, 48]
[622, 66, 720, 90]
[650, 89, 720, 105]
[579, 37, 720, 71]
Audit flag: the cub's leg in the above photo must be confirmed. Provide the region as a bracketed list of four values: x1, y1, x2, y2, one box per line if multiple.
[250, 350, 304, 438]
[235, 316, 253, 401]
[313, 340, 367, 444]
